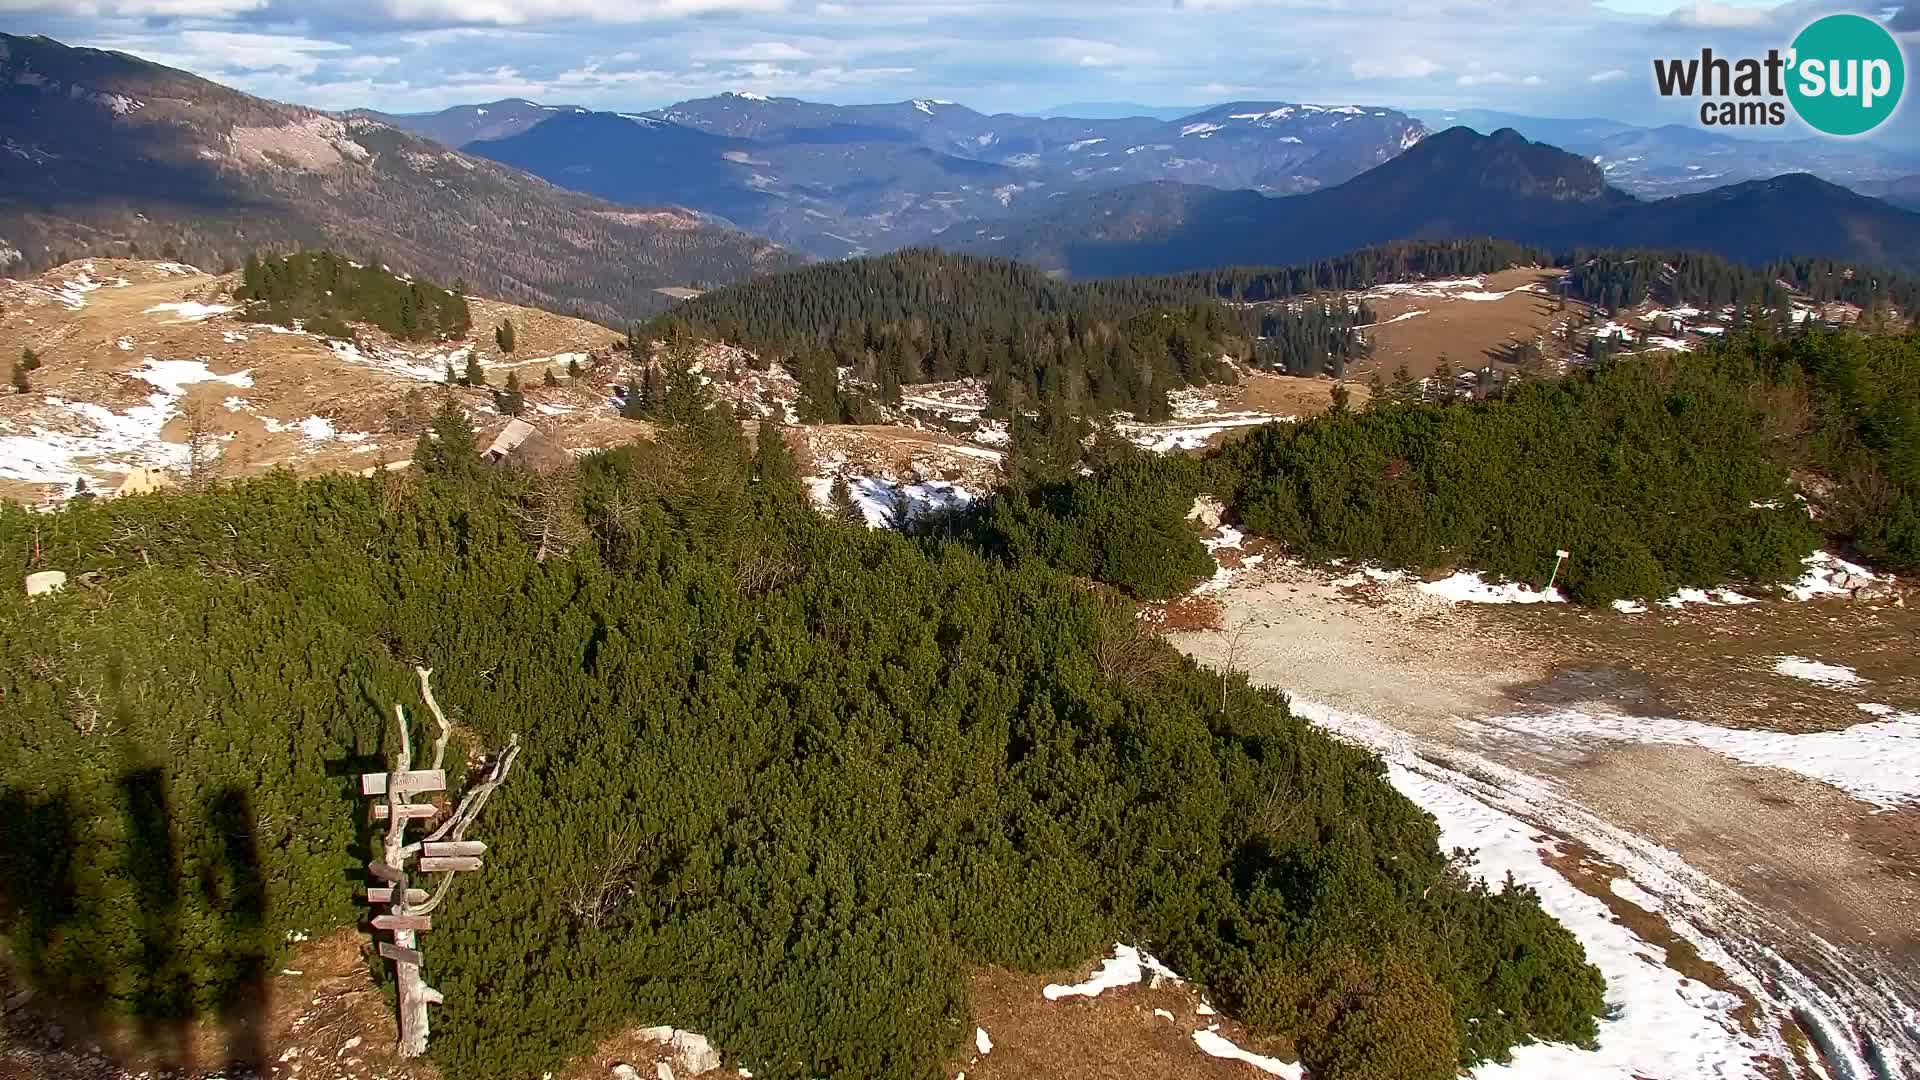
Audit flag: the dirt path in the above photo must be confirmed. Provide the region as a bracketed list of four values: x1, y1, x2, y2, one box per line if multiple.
[1168, 565, 1920, 1079]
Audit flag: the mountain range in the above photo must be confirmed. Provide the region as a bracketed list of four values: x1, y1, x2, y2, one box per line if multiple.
[0, 34, 795, 323]
[1412, 108, 1920, 197]
[378, 94, 1426, 258]
[943, 127, 1920, 278]
[7, 32, 1920, 316]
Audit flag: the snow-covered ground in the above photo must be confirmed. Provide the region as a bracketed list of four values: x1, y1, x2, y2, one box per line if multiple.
[1293, 698, 1913, 1080]
[1772, 656, 1866, 688]
[804, 469, 977, 529]
[1417, 570, 1564, 605]
[0, 359, 254, 487]
[1042, 944, 1183, 1001]
[143, 301, 234, 322]
[1459, 707, 1918, 811]
[1117, 413, 1292, 452]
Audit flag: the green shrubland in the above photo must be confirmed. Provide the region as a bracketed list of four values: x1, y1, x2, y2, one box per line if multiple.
[0, 403, 1605, 1080]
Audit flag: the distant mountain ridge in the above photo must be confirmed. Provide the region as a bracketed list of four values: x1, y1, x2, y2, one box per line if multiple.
[943, 127, 1920, 277]
[0, 35, 796, 322]
[1412, 107, 1920, 196]
[381, 91, 1428, 258]
[352, 98, 589, 148]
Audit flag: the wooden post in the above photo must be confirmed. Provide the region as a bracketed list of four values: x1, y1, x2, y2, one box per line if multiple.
[1546, 548, 1570, 593]
[359, 665, 520, 1059]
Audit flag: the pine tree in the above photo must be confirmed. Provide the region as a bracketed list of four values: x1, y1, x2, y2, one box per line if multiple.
[445, 359, 459, 385]
[567, 357, 583, 379]
[413, 396, 479, 481]
[543, 368, 559, 388]
[620, 372, 653, 420]
[464, 353, 487, 388]
[829, 476, 865, 527]
[753, 419, 800, 495]
[11, 362, 29, 394]
[495, 320, 517, 354]
[20, 347, 41, 372]
[497, 372, 526, 417]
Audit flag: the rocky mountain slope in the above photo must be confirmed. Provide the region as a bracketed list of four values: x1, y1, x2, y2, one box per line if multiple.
[0, 35, 798, 324]
[945, 127, 1920, 278]
[392, 93, 1426, 258]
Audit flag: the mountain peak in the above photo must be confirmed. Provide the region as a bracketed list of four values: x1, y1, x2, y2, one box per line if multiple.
[1386, 124, 1620, 203]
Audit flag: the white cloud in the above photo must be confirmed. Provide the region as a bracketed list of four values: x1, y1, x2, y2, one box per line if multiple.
[372, 0, 788, 22]
[1457, 69, 1543, 86]
[0, 0, 264, 14]
[704, 41, 812, 62]
[1661, 1, 1775, 28]
[87, 29, 350, 77]
[1045, 37, 1151, 69]
[1589, 67, 1629, 82]
[1350, 55, 1442, 79]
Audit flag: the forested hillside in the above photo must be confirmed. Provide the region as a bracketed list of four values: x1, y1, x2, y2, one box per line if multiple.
[235, 251, 471, 341]
[0, 404, 1607, 1080]
[1567, 249, 1920, 318]
[949, 326, 1916, 603]
[650, 249, 1241, 419]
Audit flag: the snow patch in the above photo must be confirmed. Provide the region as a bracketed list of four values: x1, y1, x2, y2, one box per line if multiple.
[1460, 708, 1919, 810]
[134, 358, 253, 396]
[143, 301, 234, 322]
[1041, 944, 1182, 1000]
[1192, 1029, 1301, 1079]
[1416, 571, 1563, 605]
[1771, 656, 1864, 688]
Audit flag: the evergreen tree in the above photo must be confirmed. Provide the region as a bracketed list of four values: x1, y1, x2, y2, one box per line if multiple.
[753, 419, 799, 495]
[495, 320, 517, 354]
[567, 357, 584, 379]
[496, 372, 526, 417]
[20, 348, 41, 372]
[543, 368, 560, 388]
[464, 353, 487, 389]
[412, 396, 480, 481]
[828, 475, 865, 526]
[9, 362, 28, 394]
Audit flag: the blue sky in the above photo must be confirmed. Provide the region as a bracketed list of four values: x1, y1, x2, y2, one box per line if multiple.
[3, 0, 1916, 144]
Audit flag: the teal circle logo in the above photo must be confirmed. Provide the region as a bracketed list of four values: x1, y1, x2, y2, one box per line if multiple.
[1787, 14, 1905, 136]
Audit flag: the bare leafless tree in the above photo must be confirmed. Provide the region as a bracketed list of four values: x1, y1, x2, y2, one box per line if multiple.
[565, 824, 650, 929]
[507, 467, 590, 562]
[1219, 617, 1257, 715]
[178, 399, 224, 491]
[1093, 595, 1175, 689]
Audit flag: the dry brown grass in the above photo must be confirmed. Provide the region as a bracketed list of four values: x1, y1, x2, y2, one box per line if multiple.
[1230, 371, 1365, 416]
[963, 966, 1289, 1080]
[0, 259, 637, 503]
[1359, 268, 1591, 381]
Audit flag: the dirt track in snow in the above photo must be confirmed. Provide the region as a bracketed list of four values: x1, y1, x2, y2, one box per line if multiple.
[1169, 562, 1920, 1079]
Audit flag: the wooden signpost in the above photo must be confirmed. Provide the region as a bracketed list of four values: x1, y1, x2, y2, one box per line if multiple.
[360, 665, 520, 1058]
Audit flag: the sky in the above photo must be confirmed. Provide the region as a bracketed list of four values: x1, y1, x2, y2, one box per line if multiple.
[2, 0, 1916, 145]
